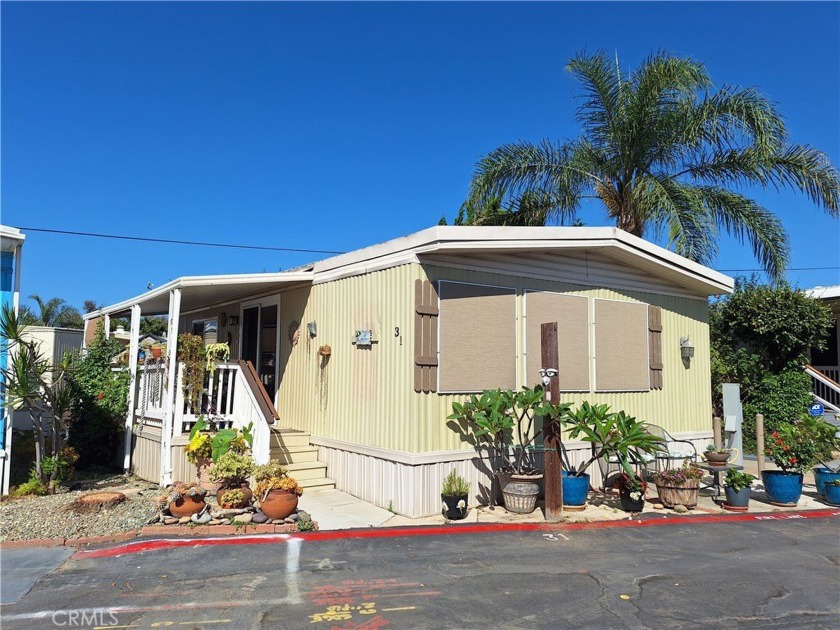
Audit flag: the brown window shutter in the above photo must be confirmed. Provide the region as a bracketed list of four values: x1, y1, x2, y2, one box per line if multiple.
[648, 305, 663, 390]
[414, 279, 439, 393]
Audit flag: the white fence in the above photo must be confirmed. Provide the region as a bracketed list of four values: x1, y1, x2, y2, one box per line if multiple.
[135, 361, 272, 464]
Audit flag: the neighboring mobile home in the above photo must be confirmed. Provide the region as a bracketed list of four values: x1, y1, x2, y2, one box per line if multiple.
[87, 226, 734, 517]
[805, 285, 840, 421]
[1, 225, 25, 495]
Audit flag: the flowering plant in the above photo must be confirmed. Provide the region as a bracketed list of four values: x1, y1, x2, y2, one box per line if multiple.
[764, 421, 822, 473]
[615, 472, 647, 501]
[655, 459, 704, 484]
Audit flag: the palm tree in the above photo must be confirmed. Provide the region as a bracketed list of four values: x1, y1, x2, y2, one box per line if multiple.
[467, 51, 840, 280]
[28, 294, 83, 329]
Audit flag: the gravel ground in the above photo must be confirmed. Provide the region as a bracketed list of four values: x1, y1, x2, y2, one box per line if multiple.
[0, 475, 159, 542]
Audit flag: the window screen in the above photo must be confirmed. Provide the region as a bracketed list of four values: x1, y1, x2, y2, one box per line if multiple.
[438, 282, 516, 393]
[594, 300, 650, 392]
[525, 291, 590, 391]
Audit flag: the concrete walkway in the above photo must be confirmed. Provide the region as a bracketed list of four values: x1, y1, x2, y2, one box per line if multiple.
[298, 489, 394, 530]
[0, 546, 74, 604]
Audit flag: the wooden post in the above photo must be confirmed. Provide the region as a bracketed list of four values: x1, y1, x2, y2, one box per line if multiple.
[541, 322, 563, 522]
[713, 416, 722, 449]
[756, 413, 765, 473]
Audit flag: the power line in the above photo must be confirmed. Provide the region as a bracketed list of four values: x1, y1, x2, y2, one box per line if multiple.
[718, 266, 839, 272]
[18, 226, 347, 255]
[17, 226, 840, 273]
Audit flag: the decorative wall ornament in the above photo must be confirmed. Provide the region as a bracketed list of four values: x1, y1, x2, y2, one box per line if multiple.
[288, 321, 301, 347]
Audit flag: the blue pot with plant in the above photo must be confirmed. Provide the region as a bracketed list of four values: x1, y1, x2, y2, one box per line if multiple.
[824, 480, 840, 506]
[723, 469, 755, 509]
[561, 470, 590, 506]
[761, 419, 832, 506]
[813, 467, 840, 498]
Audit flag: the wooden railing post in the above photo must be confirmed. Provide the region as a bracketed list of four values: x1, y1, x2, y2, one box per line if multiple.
[756, 413, 765, 473]
[713, 416, 722, 449]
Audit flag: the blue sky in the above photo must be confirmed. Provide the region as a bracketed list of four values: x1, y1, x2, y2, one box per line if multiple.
[3, 2, 839, 312]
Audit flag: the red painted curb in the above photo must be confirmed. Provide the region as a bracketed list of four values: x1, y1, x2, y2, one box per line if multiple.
[73, 508, 840, 559]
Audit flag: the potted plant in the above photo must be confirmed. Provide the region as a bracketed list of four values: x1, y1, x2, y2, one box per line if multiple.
[723, 469, 756, 511]
[150, 343, 163, 360]
[763, 419, 823, 506]
[614, 472, 647, 512]
[654, 459, 704, 509]
[806, 416, 840, 498]
[440, 469, 470, 520]
[167, 482, 208, 517]
[217, 487, 248, 509]
[448, 387, 546, 514]
[210, 451, 254, 507]
[703, 444, 737, 466]
[824, 479, 840, 506]
[205, 342, 230, 373]
[185, 416, 253, 493]
[543, 401, 664, 509]
[254, 461, 303, 520]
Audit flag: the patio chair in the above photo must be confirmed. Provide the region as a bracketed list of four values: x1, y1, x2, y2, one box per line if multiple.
[601, 448, 656, 489]
[641, 423, 698, 473]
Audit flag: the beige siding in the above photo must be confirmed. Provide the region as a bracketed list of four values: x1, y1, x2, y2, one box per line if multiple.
[131, 427, 162, 483]
[277, 262, 713, 454]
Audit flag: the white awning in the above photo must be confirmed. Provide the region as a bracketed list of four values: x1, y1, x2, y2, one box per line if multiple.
[85, 271, 314, 318]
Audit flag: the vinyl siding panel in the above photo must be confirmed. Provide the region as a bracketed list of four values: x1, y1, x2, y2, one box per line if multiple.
[276, 262, 713, 453]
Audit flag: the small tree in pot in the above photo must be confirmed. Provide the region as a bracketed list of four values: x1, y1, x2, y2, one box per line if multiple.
[448, 386, 547, 514]
[541, 401, 664, 509]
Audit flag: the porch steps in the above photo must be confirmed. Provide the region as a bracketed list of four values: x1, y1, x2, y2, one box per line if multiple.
[268, 428, 335, 492]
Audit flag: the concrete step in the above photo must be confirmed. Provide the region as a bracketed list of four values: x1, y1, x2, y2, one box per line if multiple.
[269, 429, 312, 449]
[269, 445, 319, 464]
[283, 461, 329, 481]
[299, 477, 336, 491]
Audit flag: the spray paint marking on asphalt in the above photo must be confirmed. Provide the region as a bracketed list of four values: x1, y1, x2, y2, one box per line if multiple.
[306, 579, 428, 627]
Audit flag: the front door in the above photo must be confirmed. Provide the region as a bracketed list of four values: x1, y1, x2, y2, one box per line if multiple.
[240, 298, 280, 402]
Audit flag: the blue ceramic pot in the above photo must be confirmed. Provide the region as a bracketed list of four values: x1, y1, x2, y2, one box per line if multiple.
[762, 470, 803, 505]
[824, 483, 840, 506]
[724, 486, 751, 508]
[561, 470, 590, 506]
[812, 467, 840, 498]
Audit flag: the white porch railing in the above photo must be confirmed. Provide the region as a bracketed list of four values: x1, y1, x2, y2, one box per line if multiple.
[135, 364, 166, 428]
[136, 361, 273, 465]
[806, 365, 840, 413]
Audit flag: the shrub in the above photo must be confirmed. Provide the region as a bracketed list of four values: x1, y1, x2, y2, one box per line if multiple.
[67, 323, 129, 470]
[441, 470, 470, 496]
[253, 461, 288, 483]
[208, 451, 254, 484]
[11, 474, 47, 497]
[40, 446, 79, 484]
[724, 469, 756, 492]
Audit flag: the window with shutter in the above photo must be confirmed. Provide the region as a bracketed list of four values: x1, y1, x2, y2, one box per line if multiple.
[438, 281, 516, 393]
[594, 299, 650, 392]
[525, 291, 590, 391]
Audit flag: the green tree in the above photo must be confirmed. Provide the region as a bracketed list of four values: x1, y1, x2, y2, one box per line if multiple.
[710, 277, 834, 450]
[466, 51, 840, 280]
[0, 306, 76, 488]
[27, 294, 83, 329]
[67, 321, 130, 470]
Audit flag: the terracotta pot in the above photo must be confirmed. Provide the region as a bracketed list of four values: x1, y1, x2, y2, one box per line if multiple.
[217, 483, 253, 509]
[169, 495, 206, 518]
[703, 451, 731, 465]
[260, 489, 299, 520]
[151, 346, 162, 359]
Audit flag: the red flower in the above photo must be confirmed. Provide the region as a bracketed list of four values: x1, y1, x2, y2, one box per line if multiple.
[97, 392, 105, 400]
